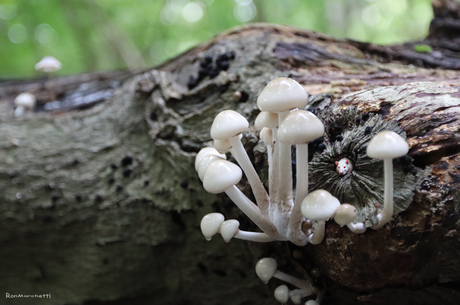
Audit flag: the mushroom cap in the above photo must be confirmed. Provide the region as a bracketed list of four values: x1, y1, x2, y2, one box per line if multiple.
[210, 110, 249, 141]
[257, 77, 308, 112]
[14, 93, 36, 109]
[254, 111, 278, 130]
[366, 131, 409, 159]
[255, 257, 277, 284]
[301, 189, 341, 221]
[35, 56, 62, 73]
[197, 155, 224, 181]
[305, 301, 319, 305]
[200, 213, 225, 241]
[274, 285, 289, 303]
[260, 127, 273, 146]
[278, 109, 325, 145]
[202, 159, 242, 194]
[195, 147, 226, 171]
[220, 219, 240, 243]
[334, 203, 358, 226]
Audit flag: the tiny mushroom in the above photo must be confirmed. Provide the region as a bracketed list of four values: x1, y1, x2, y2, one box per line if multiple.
[13, 92, 36, 117]
[333, 203, 366, 234]
[195, 147, 226, 171]
[220, 220, 240, 243]
[35, 56, 62, 101]
[301, 190, 341, 244]
[200, 213, 225, 241]
[274, 285, 289, 304]
[35, 56, 62, 73]
[255, 258, 315, 291]
[366, 131, 409, 229]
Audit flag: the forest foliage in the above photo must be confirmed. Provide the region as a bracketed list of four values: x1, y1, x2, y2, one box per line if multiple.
[0, 0, 433, 79]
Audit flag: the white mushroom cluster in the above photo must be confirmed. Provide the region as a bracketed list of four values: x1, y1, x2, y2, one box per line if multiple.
[255, 257, 323, 305]
[196, 77, 410, 247]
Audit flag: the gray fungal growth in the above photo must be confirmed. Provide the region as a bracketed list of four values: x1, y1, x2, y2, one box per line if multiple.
[308, 107, 417, 227]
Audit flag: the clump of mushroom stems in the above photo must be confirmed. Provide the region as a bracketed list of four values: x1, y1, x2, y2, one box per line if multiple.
[196, 77, 410, 246]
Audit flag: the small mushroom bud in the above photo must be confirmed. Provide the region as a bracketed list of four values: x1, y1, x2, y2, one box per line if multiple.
[200, 213, 225, 241]
[255, 257, 277, 284]
[254, 111, 278, 130]
[274, 285, 289, 303]
[220, 219, 240, 243]
[334, 204, 358, 227]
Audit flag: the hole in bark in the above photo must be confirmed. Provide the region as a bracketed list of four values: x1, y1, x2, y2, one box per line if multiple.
[412, 145, 460, 168]
[197, 262, 208, 274]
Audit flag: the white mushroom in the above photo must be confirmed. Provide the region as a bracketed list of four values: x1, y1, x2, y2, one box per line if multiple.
[35, 56, 62, 73]
[278, 109, 325, 245]
[211, 110, 269, 215]
[197, 154, 224, 181]
[35, 56, 62, 101]
[257, 77, 309, 236]
[254, 111, 278, 131]
[195, 147, 226, 171]
[334, 203, 366, 234]
[367, 131, 409, 229]
[219, 219, 275, 243]
[200, 213, 225, 241]
[202, 159, 282, 240]
[274, 285, 289, 304]
[255, 258, 314, 290]
[13, 93, 36, 117]
[301, 190, 340, 244]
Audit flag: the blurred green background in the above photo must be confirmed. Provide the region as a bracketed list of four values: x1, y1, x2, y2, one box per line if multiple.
[0, 0, 433, 79]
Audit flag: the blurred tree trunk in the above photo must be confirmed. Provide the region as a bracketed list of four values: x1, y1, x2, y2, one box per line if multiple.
[1, 2, 460, 305]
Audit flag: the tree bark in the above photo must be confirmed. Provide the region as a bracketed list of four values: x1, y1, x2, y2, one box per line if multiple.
[1, 7, 460, 305]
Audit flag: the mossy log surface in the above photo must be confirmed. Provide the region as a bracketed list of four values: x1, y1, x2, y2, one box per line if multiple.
[1, 23, 460, 305]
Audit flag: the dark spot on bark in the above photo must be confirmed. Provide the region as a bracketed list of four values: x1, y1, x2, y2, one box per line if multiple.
[95, 194, 103, 202]
[45, 182, 55, 191]
[238, 91, 249, 103]
[171, 211, 186, 229]
[217, 53, 229, 62]
[42, 216, 54, 223]
[208, 67, 219, 78]
[187, 76, 199, 89]
[356, 117, 361, 125]
[123, 168, 132, 177]
[218, 84, 229, 93]
[116, 185, 123, 192]
[198, 67, 208, 78]
[213, 269, 227, 277]
[435, 161, 450, 170]
[317, 143, 325, 153]
[51, 195, 59, 204]
[377, 101, 393, 119]
[361, 113, 370, 121]
[180, 180, 189, 189]
[360, 252, 370, 261]
[333, 124, 341, 132]
[75, 194, 82, 202]
[108, 177, 115, 184]
[197, 262, 208, 274]
[196, 200, 204, 207]
[456, 165, 460, 170]
[217, 60, 229, 70]
[364, 126, 373, 135]
[144, 180, 150, 187]
[121, 156, 133, 167]
[336, 135, 343, 142]
[203, 55, 213, 63]
[149, 111, 158, 121]
[238, 270, 247, 279]
[103, 258, 109, 265]
[450, 173, 460, 183]
[227, 51, 236, 60]
[110, 163, 118, 170]
[72, 158, 81, 165]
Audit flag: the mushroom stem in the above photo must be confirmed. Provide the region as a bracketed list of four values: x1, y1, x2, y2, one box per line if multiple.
[225, 186, 283, 240]
[288, 143, 309, 245]
[309, 220, 325, 245]
[233, 230, 279, 242]
[13, 106, 26, 117]
[289, 287, 317, 297]
[274, 270, 312, 289]
[268, 128, 280, 223]
[372, 158, 394, 230]
[229, 136, 269, 214]
[274, 112, 294, 236]
[347, 222, 367, 234]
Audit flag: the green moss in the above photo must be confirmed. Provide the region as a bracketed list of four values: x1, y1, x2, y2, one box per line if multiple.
[413, 44, 432, 53]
